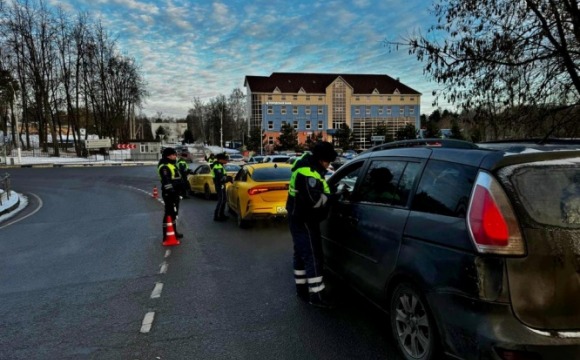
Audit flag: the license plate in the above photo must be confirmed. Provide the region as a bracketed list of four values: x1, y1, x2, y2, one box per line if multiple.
[276, 206, 287, 214]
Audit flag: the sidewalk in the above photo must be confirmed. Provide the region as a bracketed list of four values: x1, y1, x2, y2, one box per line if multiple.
[0, 189, 20, 218]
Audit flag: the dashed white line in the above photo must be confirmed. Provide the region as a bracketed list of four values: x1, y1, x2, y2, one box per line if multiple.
[160, 261, 168, 274]
[140, 311, 155, 333]
[150, 282, 164, 299]
[165, 249, 171, 258]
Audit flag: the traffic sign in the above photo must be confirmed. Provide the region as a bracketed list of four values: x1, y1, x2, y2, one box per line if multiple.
[84, 138, 112, 149]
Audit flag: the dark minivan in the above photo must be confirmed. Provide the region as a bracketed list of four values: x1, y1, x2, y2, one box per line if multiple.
[322, 139, 580, 360]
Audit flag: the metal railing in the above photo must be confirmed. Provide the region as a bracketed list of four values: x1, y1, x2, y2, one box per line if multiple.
[0, 172, 11, 206]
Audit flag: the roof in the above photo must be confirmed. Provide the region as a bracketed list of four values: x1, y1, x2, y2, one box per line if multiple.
[244, 72, 421, 95]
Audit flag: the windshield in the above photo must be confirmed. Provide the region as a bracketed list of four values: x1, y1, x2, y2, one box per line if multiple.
[252, 167, 292, 182]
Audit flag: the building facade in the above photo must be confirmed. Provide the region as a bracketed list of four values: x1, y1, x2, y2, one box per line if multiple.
[244, 72, 421, 150]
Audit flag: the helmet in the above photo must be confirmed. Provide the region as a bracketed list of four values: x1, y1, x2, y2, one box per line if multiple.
[162, 147, 177, 157]
[312, 141, 337, 162]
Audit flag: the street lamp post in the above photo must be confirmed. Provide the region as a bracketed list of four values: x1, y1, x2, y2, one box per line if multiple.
[220, 107, 224, 151]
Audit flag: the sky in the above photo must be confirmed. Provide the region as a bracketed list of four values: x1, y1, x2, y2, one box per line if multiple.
[48, 0, 445, 119]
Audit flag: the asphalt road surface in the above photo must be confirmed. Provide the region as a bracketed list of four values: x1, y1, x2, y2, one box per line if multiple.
[0, 165, 403, 360]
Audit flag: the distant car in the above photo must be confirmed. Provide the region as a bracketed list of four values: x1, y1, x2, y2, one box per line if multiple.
[323, 138, 580, 360]
[226, 163, 293, 228]
[246, 155, 265, 164]
[227, 153, 245, 163]
[262, 155, 291, 163]
[187, 163, 241, 200]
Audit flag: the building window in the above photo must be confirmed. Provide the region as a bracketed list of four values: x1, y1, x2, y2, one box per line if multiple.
[378, 108, 383, 115]
[355, 107, 360, 115]
[281, 107, 287, 115]
[410, 97, 415, 101]
[268, 121, 273, 130]
[305, 108, 311, 115]
[318, 96, 323, 101]
[400, 107, 405, 115]
[366, 107, 371, 115]
[267, 106, 273, 114]
[387, 107, 392, 115]
[318, 121, 323, 130]
[387, 96, 391, 101]
[306, 96, 310, 100]
[318, 106, 323, 115]
[267, 95, 272, 100]
[409, 108, 415, 115]
[293, 95, 297, 100]
[268, 136, 274, 145]
[293, 121, 298, 129]
[281, 95, 286, 100]
[293, 106, 298, 114]
[400, 96, 404, 101]
[355, 96, 360, 101]
[306, 121, 311, 129]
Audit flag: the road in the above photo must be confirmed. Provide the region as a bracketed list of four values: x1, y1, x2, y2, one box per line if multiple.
[0, 165, 403, 360]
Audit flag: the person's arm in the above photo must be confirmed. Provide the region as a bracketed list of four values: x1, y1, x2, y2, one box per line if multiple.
[295, 172, 327, 209]
[159, 165, 176, 194]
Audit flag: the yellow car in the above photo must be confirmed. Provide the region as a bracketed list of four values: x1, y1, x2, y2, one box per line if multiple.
[187, 163, 241, 200]
[226, 163, 293, 228]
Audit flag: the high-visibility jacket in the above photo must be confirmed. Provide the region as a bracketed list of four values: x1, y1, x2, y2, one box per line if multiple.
[158, 161, 181, 192]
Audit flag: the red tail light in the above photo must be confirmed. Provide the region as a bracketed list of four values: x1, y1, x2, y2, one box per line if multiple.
[467, 172, 525, 255]
[248, 184, 288, 196]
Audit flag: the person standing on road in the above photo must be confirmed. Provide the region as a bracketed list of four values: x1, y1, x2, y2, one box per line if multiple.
[205, 153, 216, 169]
[212, 153, 231, 221]
[176, 151, 192, 199]
[158, 147, 184, 240]
[286, 141, 337, 308]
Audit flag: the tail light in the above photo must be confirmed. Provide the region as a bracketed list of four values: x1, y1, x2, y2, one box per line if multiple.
[248, 184, 289, 196]
[467, 171, 525, 256]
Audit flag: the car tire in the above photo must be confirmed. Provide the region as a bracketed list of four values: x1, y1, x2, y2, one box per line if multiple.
[390, 283, 438, 360]
[203, 184, 212, 200]
[237, 201, 249, 229]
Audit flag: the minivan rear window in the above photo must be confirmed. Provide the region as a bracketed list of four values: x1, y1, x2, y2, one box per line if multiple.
[504, 164, 580, 227]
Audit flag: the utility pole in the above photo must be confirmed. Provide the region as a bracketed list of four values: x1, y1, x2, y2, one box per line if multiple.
[220, 107, 224, 151]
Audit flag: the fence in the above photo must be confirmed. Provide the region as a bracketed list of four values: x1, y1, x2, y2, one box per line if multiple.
[0, 173, 11, 206]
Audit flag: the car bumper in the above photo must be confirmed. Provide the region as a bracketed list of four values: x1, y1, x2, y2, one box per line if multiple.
[428, 292, 580, 360]
[246, 202, 288, 220]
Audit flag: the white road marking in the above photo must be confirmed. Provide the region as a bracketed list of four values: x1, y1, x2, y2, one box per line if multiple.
[165, 250, 171, 258]
[140, 312, 155, 333]
[160, 262, 168, 274]
[150, 282, 163, 299]
[0, 192, 42, 229]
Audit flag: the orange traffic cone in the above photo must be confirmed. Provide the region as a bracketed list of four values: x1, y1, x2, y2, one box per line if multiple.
[152, 186, 158, 199]
[162, 216, 180, 246]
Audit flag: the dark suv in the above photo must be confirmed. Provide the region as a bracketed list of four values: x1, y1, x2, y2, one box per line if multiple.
[322, 139, 580, 360]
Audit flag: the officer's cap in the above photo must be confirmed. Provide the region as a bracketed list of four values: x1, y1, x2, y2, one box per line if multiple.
[215, 152, 229, 160]
[162, 147, 177, 157]
[312, 141, 337, 162]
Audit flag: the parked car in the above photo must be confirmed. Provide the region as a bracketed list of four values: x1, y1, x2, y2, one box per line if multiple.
[227, 153, 245, 164]
[262, 155, 291, 163]
[322, 138, 580, 360]
[246, 155, 265, 164]
[187, 163, 241, 200]
[226, 163, 293, 228]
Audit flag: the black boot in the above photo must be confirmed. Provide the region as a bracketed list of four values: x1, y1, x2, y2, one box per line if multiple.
[309, 290, 335, 309]
[296, 285, 309, 302]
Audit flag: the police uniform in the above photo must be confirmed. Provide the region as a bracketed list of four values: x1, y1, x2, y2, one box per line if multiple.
[212, 153, 230, 221]
[158, 147, 183, 240]
[285, 142, 337, 308]
[176, 153, 191, 198]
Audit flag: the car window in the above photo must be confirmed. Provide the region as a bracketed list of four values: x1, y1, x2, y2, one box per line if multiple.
[200, 165, 211, 174]
[411, 160, 477, 218]
[224, 164, 241, 172]
[358, 160, 421, 207]
[329, 160, 364, 201]
[234, 168, 246, 181]
[251, 166, 292, 181]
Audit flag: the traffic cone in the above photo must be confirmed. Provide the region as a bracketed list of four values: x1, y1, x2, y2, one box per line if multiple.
[152, 186, 158, 199]
[162, 216, 180, 246]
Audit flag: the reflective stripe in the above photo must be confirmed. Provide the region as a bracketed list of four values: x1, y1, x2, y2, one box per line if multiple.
[294, 269, 306, 276]
[157, 163, 181, 180]
[307, 276, 323, 284]
[313, 194, 328, 208]
[294, 279, 307, 284]
[309, 283, 325, 293]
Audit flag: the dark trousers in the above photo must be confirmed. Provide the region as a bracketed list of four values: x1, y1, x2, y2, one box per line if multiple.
[214, 183, 227, 218]
[162, 191, 180, 238]
[289, 215, 325, 294]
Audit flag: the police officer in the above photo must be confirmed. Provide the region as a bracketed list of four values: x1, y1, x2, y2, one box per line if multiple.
[212, 153, 232, 221]
[205, 153, 216, 168]
[176, 151, 192, 199]
[158, 147, 184, 240]
[286, 141, 337, 308]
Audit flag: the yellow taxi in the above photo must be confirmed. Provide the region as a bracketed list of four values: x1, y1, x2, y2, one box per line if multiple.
[187, 163, 241, 200]
[226, 163, 293, 228]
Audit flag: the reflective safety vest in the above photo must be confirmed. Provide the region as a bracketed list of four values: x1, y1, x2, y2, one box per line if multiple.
[177, 158, 189, 172]
[157, 162, 181, 180]
[212, 163, 224, 178]
[288, 166, 330, 197]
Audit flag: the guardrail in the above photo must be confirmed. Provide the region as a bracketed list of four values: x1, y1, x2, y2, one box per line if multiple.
[0, 172, 11, 206]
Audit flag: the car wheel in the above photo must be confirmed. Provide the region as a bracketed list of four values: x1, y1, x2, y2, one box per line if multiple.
[237, 201, 249, 228]
[203, 184, 212, 200]
[390, 283, 438, 360]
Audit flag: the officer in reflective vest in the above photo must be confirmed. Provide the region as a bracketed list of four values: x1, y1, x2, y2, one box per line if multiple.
[212, 152, 231, 221]
[285, 141, 337, 308]
[206, 153, 216, 169]
[158, 147, 183, 240]
[176, 152, 192, 199]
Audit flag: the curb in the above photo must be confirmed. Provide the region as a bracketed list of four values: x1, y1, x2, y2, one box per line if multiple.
[0, 193, 20, 217]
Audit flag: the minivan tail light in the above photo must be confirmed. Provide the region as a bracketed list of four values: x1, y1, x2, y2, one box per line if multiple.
[467, 171, 525, 256]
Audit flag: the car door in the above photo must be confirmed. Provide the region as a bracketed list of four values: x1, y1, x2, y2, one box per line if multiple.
[192, 165, 210, 192]
[228, 167, 248, 214]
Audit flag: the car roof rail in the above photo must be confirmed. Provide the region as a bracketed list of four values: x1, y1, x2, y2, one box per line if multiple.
[363, 138, 480, 153]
